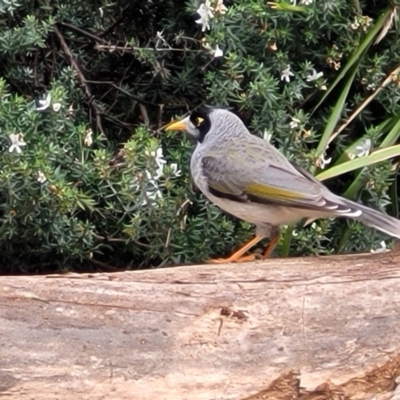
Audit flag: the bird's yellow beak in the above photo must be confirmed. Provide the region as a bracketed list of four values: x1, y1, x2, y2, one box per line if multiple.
[164, 117, 189, 131]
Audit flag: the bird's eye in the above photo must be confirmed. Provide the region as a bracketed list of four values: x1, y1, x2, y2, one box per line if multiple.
[194, 117, 204, 127]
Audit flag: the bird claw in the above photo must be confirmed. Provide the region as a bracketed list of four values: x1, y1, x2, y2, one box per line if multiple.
[208, 254, 257, 264]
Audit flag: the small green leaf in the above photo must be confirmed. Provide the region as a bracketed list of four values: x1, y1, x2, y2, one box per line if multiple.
[267, 2, 307, 12]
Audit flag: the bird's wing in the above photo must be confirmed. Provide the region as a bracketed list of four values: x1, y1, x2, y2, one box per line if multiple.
[201, 142, 345, 212]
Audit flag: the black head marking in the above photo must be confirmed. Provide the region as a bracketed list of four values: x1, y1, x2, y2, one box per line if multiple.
[189, 109, 211, 143]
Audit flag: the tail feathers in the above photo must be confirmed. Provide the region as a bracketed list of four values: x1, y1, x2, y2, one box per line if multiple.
[340, 197, 400, 239]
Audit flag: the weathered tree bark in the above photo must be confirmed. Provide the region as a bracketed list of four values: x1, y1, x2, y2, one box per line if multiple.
[1, 251, 400, 400]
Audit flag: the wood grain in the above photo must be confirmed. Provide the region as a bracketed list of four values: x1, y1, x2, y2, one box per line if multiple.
[1, 251, 400, 399]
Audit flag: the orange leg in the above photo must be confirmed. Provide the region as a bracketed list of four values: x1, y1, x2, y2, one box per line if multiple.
[261, 229, 280, 259]
[210, 235, 265, 264]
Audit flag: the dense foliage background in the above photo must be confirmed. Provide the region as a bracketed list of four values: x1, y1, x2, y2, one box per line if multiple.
[0, 0, 400, 272]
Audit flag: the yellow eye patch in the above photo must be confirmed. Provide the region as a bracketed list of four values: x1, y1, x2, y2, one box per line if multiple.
[195, 117, 204, 126]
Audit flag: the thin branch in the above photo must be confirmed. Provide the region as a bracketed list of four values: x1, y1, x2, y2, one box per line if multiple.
[92, 233, 150, 248]
[54, 26, 105, 136]
[165, 198, 192, 248]
[60, 22, 108, 45]
[139, 104, 150, 127]
[111, 83, 188, 110]
[92, 233, 125, 242]
[111, 83, 160, 107]
[94, 43, 203, 54]
[59, 23, 195, 111]
[157, 104, 164, 129]
[61, 22, 203, 54]
[100, 112, 135, 128]
[85, 257, 122, 272]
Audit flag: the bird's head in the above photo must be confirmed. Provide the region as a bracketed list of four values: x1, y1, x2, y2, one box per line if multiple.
[165, 107, 243, 143]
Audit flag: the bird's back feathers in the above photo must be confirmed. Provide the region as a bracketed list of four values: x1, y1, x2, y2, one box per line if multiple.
[191, 108, 400, 239]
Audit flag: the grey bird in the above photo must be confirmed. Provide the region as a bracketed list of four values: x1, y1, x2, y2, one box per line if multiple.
[165, 107, 400, 263]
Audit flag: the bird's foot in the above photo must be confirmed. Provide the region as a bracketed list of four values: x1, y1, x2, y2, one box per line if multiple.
[208, 235, 267, 264]
[209, 253, 261, 264]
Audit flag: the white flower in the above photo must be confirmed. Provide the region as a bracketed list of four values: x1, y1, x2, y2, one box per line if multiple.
[306, 68, 323, 82]
[36, 93, 52, 111]
[370, 240, 388, 254]
[202, 41, 223, 58]
[145, 147, 179, 182]
[35, 93, 61, 112]
[145, 147, 166, 179]
[170, 163, 182, 177]
[66, 104, 75, 118]
[196, 11, 210, 32]
[320, 85, 327, 91]
[147, 189, 163, 201]
[153, 147, 166, 169]
[150, 147, 167, 179]
[263, 129, 273, 142]
[142, 173, 163, 206]
[37, 171, 47, 183]
[195, 1, 214, 32]
[280, 65, 294, 83]
[142, 187, 163, 206]
[289, 117, 301, 129]
[311, 222, 321, 232]
[145, 189, 163, 205]
[8, 133, 26, 153]
[300, 0, 313, 4]
[156, 30, 168, 47]
[355, 138, 372, 157]
[361, 16, 373, 31]
[349, 138, 372, 159]
[203, 0, 215, 18]
[84, 128, 93, 146]
[52, 102, 61, 112]
[155, 166, 163, 179]
[213, 44, 223, 58]
[316, 153, 332, 169]
[214, 0, 227, 14]
[351, 17, 360, 30]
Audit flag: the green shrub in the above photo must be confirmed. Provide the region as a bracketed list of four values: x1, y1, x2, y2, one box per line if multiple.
[0, 0, 399, 272]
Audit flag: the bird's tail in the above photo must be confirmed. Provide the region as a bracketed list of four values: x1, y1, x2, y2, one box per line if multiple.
[340, 197, 400, 239]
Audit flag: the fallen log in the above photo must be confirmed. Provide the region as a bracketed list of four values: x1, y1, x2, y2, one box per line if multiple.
[1, 251, 400, 399]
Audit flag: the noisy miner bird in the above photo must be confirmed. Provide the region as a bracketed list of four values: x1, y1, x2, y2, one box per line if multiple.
[165, 107, 400, 263]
